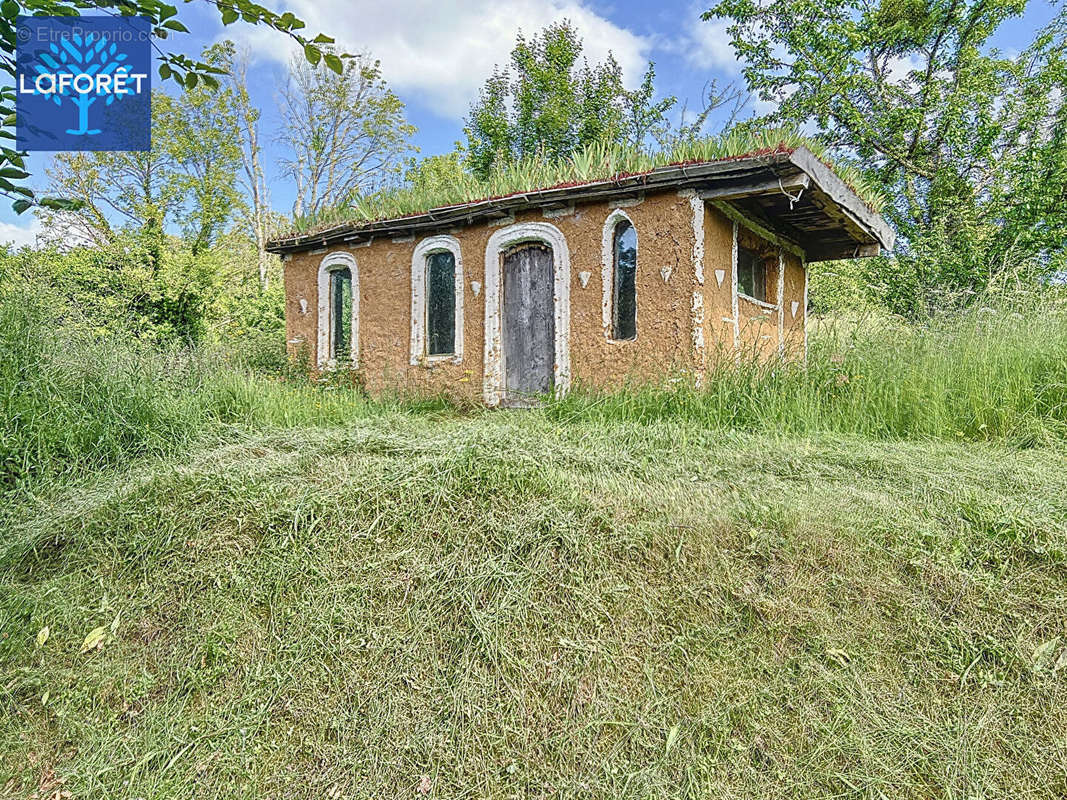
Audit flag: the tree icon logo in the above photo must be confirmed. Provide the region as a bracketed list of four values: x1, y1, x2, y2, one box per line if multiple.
[31, 33, 136, 136]
[16, 16, 152, 152]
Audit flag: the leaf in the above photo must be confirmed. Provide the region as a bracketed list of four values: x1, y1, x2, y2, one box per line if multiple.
[1033, 637, 1060, 669]
[80, 625, 106, 654]
[162, 19, 189, 33]
[35, 626, 49, 647]
[665, 724, 680, 755]
[12, 198, 31, 215]
[312, 33, 335, 44]
[324, 53, 343, 75]
[220, 8, 239, 25]
[159, 63, 172, 81]
[1055, 647, 1067, 673]
[304, 45, 321, 66]
[1, 0, 18, 20]
[184, 72, 198, 90]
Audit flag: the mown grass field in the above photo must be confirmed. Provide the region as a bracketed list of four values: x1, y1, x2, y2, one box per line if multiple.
[3, 411, 1067, 798]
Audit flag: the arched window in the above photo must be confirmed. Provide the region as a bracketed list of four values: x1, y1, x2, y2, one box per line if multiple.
[611, 219, 637, 340]
[316, 251, 359, 367]
[329, 267, 353, 359]
[410, 235, 463, 364]
[426, 250, 456, 355]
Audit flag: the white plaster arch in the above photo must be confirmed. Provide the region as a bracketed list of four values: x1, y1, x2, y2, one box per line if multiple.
[601, 208, 638, 341]
[483, 221, 571, 406]
[316, 251, 359, 368]
[410, 235, 464, 365]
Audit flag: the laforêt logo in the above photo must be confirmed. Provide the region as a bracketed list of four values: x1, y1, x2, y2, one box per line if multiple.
[16, 15, 151, 152]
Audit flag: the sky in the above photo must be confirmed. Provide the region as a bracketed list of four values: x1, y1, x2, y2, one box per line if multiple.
[1, 0, 1058, 247]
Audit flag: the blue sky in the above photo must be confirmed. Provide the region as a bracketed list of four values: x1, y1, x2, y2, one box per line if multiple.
[2, 0, 1058, 245]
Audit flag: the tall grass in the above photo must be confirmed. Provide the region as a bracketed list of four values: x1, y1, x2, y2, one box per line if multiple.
[291, 129, 887, 235]
[548, 298, 1067, 445]
[5, 274, 1066, 496]
[0, 286, 436, 494]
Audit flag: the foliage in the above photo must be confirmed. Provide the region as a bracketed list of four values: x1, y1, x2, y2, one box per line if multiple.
[292, 128, 886, 235]
[278, 49, 415, 218]
[0, 266, 393, 493]
[0, 0, 346, 215]
[550, 294, 1067, 445]
[42, 83, 243, 255]
[705, 0, 1067, 315]
[465, 20, 676, 179]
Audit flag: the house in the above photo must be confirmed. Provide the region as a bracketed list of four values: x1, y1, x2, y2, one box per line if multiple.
[266, 145, 894, 406]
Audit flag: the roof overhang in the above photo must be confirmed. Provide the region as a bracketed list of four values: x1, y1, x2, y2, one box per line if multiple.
[267, 147, 895, 262]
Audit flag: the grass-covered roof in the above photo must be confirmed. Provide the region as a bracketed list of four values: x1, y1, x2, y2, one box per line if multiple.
[286, 129, 886, 239]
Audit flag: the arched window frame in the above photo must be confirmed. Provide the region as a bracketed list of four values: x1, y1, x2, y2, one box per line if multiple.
[316, 251, 359, 368]
[410, 235, 464, 365]
[601, 209, 638, 342]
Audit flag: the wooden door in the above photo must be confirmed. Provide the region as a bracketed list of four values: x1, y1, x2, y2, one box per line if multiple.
[502, 243, 555, 403]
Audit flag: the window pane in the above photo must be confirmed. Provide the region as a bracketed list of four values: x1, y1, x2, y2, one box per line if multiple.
[330, 267, 352, 360]
[427, 251, 456, 355]
[737, 246, 766, 302]
[612, 221, 637, 340]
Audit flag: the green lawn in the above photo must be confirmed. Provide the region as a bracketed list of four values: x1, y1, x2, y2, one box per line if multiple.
[3, 412, 1067, 798]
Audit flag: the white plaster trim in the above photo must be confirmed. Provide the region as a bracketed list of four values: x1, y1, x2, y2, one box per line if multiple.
[777, 249, 785, 359]
[600, 208, 637, 341]
[791, 300, 800, 318]
[471, 281, 482, 297]
[299, 298, 308, 314]
[410, 235, 464, 366]
[543, 204, 575, 219]
[715, 269, 726, 287]
[609, 194, 644, 209]
[738, 292, 780, 312]
[483, 222, 571, 406]
[731, 221, 740, 358]
[488, 214, 515, 228]
[345, 238, 373, 249]
[660, 266, 673, 283]
[578, 270, 591, 288]
[316, 251, 359, 368]
[309, 247, 327, 255]
[391, 234, 415, 243]
[690, 196, 706, 384]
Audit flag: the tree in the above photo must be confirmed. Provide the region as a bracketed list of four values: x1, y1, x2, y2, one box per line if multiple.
[278, 51, 415, 219]
[0, 0, 346, 215]
[218, 41, 276, 291]
[43, 79, 241, 258]
[464, 21, 677, 178]
[704, 0, 1067, 313]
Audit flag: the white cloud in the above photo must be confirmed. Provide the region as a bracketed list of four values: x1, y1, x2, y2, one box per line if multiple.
[677, 14, 739, 73]
[230, 0, 652, 119]
[0, 217, 42, 249]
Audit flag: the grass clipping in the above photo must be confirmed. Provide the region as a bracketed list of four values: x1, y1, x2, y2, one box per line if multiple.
[3, 414, 1067, 797]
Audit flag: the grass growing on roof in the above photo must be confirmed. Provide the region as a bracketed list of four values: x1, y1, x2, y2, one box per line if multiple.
[288, 128, 887, 236]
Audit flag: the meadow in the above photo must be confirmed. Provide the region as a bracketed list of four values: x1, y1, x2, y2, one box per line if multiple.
[2, 285, 1067, 798]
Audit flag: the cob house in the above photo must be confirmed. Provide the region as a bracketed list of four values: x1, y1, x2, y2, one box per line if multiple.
[266, 145, 894, 406]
